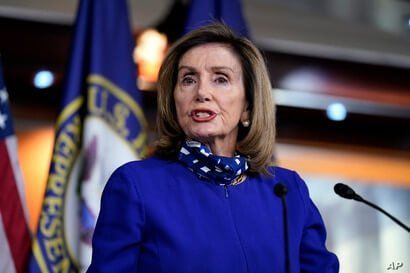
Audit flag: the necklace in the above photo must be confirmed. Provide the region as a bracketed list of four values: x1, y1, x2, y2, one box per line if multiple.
[231, 174, 247, 186]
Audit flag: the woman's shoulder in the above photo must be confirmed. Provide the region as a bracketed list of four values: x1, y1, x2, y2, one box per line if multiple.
[121, 156, 174, 167]
[265, 165, 299, 181]
[266, 165, 308, 193]
[105, 156, 183, 193]
[115, 156, 179, 175]
[267, 165, 311, 206]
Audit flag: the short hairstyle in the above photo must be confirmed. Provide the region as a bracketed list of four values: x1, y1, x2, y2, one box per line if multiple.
[155, 23, 276, 175]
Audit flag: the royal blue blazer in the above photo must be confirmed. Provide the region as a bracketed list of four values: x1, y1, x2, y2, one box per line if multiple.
[87, 157, 339, 273]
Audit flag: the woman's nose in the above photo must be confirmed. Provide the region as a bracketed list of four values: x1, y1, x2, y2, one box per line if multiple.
[195, 81, 211, 102]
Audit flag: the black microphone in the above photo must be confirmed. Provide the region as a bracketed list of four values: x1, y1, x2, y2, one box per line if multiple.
[334, 183, 410, 232]
[274, 183, 290, 273]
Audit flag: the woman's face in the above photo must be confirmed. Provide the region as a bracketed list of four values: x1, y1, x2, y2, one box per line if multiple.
[174, 43, 248, 151]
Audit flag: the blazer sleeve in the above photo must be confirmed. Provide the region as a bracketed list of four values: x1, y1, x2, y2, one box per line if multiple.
[87, 165, 145, 273]
[293, 172, 340, 273]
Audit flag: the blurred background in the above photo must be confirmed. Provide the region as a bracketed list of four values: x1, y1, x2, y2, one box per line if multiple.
[0, 0, 409, 272]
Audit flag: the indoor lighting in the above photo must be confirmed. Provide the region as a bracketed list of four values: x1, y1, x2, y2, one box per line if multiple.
[326, 102, 347, 121]
[133, 29, 168, 90]
[33, 70, 54, 89]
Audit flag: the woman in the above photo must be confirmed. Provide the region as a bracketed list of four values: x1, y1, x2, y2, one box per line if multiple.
[87, 23, 339, 273]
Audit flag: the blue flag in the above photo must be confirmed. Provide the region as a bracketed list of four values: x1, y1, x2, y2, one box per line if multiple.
[29, 0, 147, 272]
[184, 0, 250, 37]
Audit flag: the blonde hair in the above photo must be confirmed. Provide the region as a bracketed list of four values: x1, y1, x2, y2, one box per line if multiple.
[156, 23, 275, 174]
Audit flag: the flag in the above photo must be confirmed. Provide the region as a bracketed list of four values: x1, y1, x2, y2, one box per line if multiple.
[29, 0, 147, 272]
[0, 60, 31, 273]
[184, 0, 250, 37]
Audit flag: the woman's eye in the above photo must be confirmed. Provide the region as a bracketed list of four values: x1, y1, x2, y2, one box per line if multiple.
[215, 77, 228, 84]
[181, 77, 195, 85]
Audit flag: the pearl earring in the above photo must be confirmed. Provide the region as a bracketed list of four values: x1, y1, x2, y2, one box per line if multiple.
[242, 120, 250, 127]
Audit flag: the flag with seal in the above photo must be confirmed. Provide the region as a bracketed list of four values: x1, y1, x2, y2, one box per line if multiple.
[29, 0, 147, 272]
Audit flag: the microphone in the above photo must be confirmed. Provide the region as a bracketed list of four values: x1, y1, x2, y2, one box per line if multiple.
[274, 183, 290, 273]
[334, 183, 410, 232]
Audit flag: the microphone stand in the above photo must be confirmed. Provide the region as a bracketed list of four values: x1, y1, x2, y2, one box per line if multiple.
[360, 198, 409, 232]
[274, 183, 291, 273]
[334, 183, 410, 232]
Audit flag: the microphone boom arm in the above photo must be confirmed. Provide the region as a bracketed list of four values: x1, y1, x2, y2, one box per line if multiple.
[360, 198, 410, 232]
[334, 183, 410, 233]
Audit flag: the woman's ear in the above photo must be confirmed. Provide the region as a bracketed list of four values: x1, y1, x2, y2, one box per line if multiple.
[241, 102, 250, 123]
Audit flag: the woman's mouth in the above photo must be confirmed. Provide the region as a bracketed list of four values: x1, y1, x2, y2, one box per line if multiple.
[190, 110, 217, 122]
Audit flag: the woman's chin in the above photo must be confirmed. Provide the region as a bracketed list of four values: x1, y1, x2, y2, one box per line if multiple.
[187, 131, 217, 142]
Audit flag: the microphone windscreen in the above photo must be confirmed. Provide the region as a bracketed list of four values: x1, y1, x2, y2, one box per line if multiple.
[274, 183, 288, 197]
[334, 183, 356, 199]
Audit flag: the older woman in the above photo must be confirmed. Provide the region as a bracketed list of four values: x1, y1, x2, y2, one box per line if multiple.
[87, 23, 339, 273]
